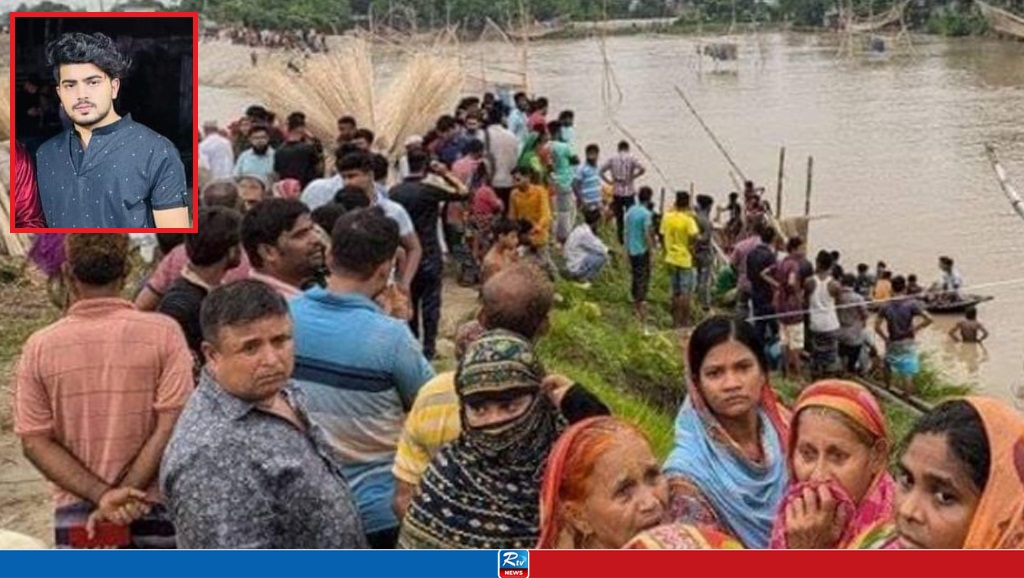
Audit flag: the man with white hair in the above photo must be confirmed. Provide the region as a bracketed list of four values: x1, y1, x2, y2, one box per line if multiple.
[199, 121, 235, 180]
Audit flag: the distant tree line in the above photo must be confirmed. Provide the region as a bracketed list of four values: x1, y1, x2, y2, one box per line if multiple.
[7, 0, 1021, 36]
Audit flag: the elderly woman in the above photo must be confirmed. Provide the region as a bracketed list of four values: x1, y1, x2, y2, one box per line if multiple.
[852, 397, 1024, 549]
[537, 416, 668, 549]
[662, 315, 790, 549]
[537, 415, 746, 551]
[769, 380, 893, 549]
[398, 329, 566, 549]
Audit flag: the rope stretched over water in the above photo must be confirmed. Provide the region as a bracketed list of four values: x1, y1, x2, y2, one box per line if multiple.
[743, 275, 1024, 324]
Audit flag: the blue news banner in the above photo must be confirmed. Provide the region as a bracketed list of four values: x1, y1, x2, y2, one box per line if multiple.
[0, 549, 533, 578]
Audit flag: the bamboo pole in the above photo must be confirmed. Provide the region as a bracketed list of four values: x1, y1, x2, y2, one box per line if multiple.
[673, 84, 746, 183]
[804, 155, 814, 217]
[775, 146, 786, 217]
[984, 143, 1024, 223]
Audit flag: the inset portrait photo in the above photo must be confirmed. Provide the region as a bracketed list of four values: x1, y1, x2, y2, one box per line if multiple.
[10, 12, 197, 231]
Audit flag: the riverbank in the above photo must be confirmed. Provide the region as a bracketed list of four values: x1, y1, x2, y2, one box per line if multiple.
[0, 234, 977, 542]
[529, 242, 972, 459]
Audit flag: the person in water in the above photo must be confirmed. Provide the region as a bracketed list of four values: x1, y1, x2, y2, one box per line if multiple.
[949, 307, 989, 344]
[852, 398, 1024, 549]
[662, 315, 790, 549]
[770, 380, 894, 549]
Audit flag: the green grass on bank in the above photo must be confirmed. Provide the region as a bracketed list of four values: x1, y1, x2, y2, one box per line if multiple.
[536, 245, 682, 457]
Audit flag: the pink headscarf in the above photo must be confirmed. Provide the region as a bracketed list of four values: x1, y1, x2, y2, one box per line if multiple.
[769, 380, 895, 549]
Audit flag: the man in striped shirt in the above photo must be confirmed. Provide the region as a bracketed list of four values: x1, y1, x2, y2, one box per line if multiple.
[600, 141, 646, 245]
[14, 234, 193, 548]
[290, 207, 434, 548]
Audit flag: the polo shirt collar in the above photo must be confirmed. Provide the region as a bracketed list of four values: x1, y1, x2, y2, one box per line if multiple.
[67, 297, 135, 317]
[304, 286, 382, 313]
[249, 271, 303, 298]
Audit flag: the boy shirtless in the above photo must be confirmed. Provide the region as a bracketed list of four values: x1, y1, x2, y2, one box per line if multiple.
[949, 307, 989, 343]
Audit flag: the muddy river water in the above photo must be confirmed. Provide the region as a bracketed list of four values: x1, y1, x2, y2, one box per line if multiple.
[199, 32, 1024, 402]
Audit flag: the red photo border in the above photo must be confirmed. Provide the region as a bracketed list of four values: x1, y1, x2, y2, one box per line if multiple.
[8, 11, 199, 234]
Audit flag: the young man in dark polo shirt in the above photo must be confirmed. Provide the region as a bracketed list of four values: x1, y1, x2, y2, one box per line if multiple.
[35, 32, 190, 229]
[157, 206, 243, 373]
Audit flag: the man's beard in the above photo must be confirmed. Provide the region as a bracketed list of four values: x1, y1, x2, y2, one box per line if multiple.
[253, 145, 269, 155]
[70, 100, 112, 128]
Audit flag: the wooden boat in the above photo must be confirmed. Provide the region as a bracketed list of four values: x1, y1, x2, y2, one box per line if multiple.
[865, 293, 992, 314]
[976, 0, 1024, 40]
[924, 294, 994, 314]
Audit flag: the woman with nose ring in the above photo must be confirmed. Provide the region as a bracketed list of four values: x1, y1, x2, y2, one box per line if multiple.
[769, 380, 893, 548]
[662, 315, 791, 548]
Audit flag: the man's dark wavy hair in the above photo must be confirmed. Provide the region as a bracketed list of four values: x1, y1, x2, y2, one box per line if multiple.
[45, 32, 132, 83]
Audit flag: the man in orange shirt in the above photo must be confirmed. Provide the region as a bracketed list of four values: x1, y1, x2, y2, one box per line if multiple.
[14, 234, 193, 548]
[509, 166, 555, 277]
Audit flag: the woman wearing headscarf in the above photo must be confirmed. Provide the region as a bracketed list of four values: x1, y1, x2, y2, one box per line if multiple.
[662, 315, 790, 549]
[851, 397, 1024, 549]
[537, 416, 668, 549]
[397, 329, 566, 549]
[769, 380, 894, 549]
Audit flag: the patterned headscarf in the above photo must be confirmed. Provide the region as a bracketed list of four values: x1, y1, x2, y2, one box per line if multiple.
[398, 330, 565, 549]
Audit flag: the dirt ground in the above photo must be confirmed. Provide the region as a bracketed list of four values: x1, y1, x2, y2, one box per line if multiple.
[0, 254, 480, 546]
[0, 260, 58, 546]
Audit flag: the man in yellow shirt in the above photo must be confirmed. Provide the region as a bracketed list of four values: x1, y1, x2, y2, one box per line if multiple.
[391, 264, 608, 519]
[660, 191, 701, 328]
[509, 166, 556, 277]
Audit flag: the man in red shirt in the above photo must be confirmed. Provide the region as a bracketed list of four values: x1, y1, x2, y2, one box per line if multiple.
[12, 139, 47, 228]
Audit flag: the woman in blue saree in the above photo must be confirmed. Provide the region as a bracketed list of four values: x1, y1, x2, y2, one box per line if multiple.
[664, 315, 791, 549]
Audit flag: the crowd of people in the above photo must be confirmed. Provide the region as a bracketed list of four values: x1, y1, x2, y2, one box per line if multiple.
[719, 212, 982, 398]
[201, 26, 330, 55]
[9, 87, 1024, 551]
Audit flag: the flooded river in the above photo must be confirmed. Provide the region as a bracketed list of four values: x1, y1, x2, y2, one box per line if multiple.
[199, 33, 1024, 402]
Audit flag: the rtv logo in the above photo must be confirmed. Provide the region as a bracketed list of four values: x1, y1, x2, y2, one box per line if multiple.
[497, 549, 530, 578]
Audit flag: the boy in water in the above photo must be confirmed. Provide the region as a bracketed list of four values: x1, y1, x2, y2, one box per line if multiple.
[948, 307, 989, 343]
